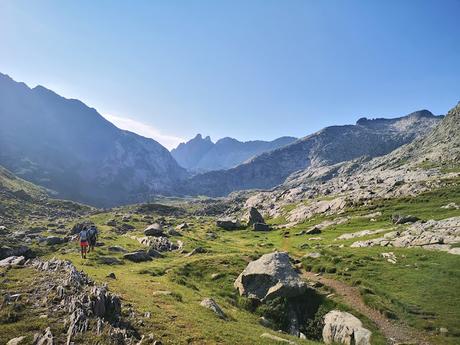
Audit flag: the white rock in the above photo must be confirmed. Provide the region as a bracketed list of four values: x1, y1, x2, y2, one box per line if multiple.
[322, 310, 372, 345]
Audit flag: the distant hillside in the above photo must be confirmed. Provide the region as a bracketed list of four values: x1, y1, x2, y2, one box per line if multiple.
[0, 73, 187, 207]
[178, 110, 443, 197]
[171, 134, 297, 172]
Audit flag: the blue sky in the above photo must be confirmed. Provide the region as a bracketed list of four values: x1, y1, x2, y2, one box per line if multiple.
[1, 0, 459, 149]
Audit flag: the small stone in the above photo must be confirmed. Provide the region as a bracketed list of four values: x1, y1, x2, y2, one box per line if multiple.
[200, 298, 227, 319]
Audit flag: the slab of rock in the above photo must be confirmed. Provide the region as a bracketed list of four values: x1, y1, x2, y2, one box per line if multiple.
[260, 333, 297, 344]
[248, 207, 265, 225]
[322, 310, 371, 345]
[234, 252, 307, 301]
[144, 223, 164, 237]
[288, 198, 347, 224]
[351, 216, 460, 254]
[7, 336, 26, 345]
[123, 251, 152, 263]
[449, 247, 460, 255]
[200, 298, 227, 319]
[216, 218, 241, 230]
[253, 223, 270, 231]
[391, 214, 420, 224]
[337, 228, 388, 240]
[0, 256, 25, 267]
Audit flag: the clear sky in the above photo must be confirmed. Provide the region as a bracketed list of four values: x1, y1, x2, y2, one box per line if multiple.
[1, 1, 459, 149]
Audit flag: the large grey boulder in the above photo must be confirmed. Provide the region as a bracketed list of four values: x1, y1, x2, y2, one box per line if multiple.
[234, 252, 307, 301]
[144, 223, 165, 237]
[200, 298, 227, 319]
[123, 251, 152, 263]
[44, 236, 68, 245]
[0, 245, 34, 260]
[322, 310, 371, 345]
[248, 207, 265, 225]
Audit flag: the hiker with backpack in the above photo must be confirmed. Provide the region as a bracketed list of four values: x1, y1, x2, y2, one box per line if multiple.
[78, 226, 89, 259]
[88, 225, 98, 253]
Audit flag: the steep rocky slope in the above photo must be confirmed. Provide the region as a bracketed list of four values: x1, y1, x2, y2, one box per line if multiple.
[179, 110, 442, 197]
[171, 134, 296, 172]
[0, 73, 187, 207]
[243, 103, 460, 224]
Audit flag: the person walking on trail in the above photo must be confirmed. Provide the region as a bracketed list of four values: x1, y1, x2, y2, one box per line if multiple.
[88, 225, 98, 253]
[78, 226, 89, 259]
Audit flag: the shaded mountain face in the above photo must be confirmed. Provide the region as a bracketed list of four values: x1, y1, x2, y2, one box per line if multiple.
[171, 134, 297, 172]
[178, 110, 443, 197]
[0, 73, 187, 207]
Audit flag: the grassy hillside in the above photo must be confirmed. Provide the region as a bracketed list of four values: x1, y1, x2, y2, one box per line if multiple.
[2, 177, 459, 344]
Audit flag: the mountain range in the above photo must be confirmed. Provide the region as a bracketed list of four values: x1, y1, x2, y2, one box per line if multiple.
[0, 72, 446, 206]
[171, 134, 297, 173]
[179, 110, 442, 197]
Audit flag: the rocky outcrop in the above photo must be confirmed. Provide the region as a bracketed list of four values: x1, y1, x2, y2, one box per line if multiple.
[287, 198, 347, 224]
[29, 258, 139, 344]
[351, 217, 460, 253]
[199, 298, 227, 319]
[322, 310, 371, 345]
[234, 252, 307, 301]
[0, 255, 25, 267]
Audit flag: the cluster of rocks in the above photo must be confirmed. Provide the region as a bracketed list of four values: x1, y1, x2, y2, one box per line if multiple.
[351, 216, 460, 254]
[4, 258, 142, 345]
